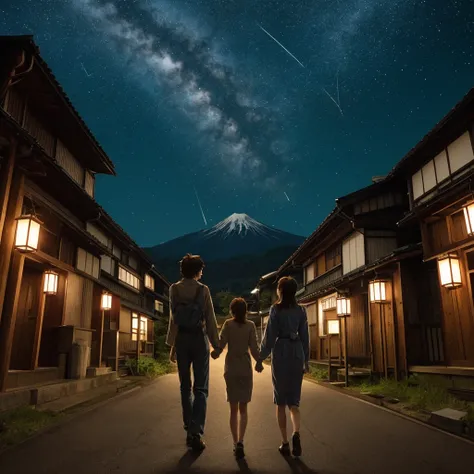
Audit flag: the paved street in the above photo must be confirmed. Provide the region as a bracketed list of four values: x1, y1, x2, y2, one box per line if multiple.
[0, 357, 473, 474]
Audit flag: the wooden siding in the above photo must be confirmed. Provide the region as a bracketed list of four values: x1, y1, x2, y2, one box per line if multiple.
[3, 87, 25, 124]
[425, 218, 450, 256]
[23, 106, 55, 156]
[86, 222, 109, 247]
[345, 290, 370, 360]
[438, 249, 474, 365]
[76, 248, 100, 279]
[63, 272, 93, 329]
[354, 192, 403, 215]
[366, 236, 398, 265]
[120, 306, 132, 333]
[84, 171, 94, 198]
[342, 232, 365, 274]
[301, 266, 342, 299]
[56, 139, 84, 186]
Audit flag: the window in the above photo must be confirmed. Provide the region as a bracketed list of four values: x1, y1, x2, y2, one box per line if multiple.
[411, 132, 474, 201]
[76, 248, 100, 279]
[318, 294, 337, 336]
[84, 170, 95, 198]
[155, 300, 164, 313]
[118, 265, 140, 290]
[112, 244, 121, 259]
[132, 313, 147, 341]
[101, 255, 116, 275]
[145, 273, 155, 290]
[129, 255, 138, 271]
[326, 244, 341, 271]
[342, 232, 365, 274]
[305, 263, 315, 284]
[86, 222, 108, 247]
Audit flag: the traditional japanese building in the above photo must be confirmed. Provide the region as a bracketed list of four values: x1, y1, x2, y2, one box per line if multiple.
[0, 35, 169, 399]
[389, 87, 474, 376]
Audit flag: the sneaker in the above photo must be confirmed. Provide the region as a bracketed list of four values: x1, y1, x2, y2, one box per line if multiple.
[292, 432, 302, 457]
[186, 433, 193, 447]
[191, 434, 206, 452]
[278, 442, 290, 456]
[234, 442, 245, 459]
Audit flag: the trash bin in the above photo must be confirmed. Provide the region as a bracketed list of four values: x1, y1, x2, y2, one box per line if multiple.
[68, 340, 91, 379]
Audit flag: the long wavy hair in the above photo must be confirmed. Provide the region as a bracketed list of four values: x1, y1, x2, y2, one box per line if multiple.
[274, 276, 298, 309]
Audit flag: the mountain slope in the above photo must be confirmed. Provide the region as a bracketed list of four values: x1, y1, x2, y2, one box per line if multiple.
[146, 213, 305, 262]
[145, 213, 305, 295]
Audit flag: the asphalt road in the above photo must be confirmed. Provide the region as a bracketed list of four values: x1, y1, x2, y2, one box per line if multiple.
[1, 356, 473, 474]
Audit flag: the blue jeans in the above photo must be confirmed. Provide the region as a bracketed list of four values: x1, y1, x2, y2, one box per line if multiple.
[175, 330, 210, 436]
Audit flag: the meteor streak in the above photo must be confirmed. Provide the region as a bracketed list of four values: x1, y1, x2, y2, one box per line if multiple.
[193, 186, 208, 226]
[257, 23, 305, 69]
[284, 192, 290, 202]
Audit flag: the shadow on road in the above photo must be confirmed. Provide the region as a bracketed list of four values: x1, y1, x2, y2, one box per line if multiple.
[282, 455, 320, 474]
[160, 449, 203, 473]
[236, 458, 254, 473]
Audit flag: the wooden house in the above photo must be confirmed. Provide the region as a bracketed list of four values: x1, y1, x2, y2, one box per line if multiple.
[0, 35, 169, 395]
[274, 178, 426, 379]
[388, 87, 474, 378]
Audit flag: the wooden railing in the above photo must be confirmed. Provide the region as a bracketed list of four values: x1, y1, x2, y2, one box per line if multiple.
[299, 266, 343, 300]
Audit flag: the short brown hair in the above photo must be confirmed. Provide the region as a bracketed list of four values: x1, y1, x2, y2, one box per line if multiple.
[180, 254, 204, 279]
[230, 297, 247, 324]
[275, 276, 298, 309]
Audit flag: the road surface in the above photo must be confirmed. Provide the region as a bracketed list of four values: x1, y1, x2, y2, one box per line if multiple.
[0, 356, 473, 473]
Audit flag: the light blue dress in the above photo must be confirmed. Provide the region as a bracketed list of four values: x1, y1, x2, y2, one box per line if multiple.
[260, 304, 310, 407]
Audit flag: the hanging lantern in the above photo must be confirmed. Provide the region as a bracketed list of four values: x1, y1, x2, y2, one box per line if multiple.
[369, 279, 388, 303]
[101, 292, 112, 311]
[336, 296, 351, 316]
[438, 254, 462, 289]
[463, 202, 474, 236]
[327, 319, 340, 335]
[43, 270, 58, 295]
[14, 215, 41, 252]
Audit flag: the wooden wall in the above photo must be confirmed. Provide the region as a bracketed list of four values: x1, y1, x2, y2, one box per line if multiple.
[63, 272, 93, 328]
[345, 287, 370, 363]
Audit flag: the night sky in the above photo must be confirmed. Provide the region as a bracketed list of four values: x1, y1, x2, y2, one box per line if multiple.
[1, 1, 473, 246]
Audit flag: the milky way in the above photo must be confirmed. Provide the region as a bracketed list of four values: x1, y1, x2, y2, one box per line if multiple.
[0, 0, 473, 244]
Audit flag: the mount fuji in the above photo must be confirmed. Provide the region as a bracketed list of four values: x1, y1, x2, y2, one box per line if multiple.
[145, 213, 305, 293]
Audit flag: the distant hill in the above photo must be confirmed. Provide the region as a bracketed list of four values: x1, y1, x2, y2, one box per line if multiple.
[144, 213, 305, 294]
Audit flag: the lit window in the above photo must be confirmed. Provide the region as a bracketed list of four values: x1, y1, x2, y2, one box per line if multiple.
[118, 265, 140, 290]
[145, 273, 155, 290]
[132, 313, 139, 341]
[155, 300, 163, 313]
[132, 314, 148, 341]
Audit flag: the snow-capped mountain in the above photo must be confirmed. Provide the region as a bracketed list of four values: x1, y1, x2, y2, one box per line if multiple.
[146, 213, 304, 262]
[144, 214, 305, 293]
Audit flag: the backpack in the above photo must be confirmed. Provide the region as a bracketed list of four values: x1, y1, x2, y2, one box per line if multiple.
[172, 285, 205, 329]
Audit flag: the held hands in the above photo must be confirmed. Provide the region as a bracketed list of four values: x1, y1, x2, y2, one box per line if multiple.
[255, 361, 264, 373]
[303, 362, 310, 374]
[210, 349, 220, 360]
[169, 347, 177, 364]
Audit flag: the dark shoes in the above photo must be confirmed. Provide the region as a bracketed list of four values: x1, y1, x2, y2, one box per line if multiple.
[186, 433, 193, 447]
[191, 434, 206, 452]
[234, 442, 245, 459]
[292, 432, 302, 457]
[278, 442, 291, 456]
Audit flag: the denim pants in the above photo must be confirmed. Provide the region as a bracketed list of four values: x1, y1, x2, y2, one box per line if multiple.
[175, 330, 210, 436]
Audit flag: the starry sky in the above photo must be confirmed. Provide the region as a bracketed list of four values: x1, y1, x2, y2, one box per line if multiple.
[1, 0, 473, 246]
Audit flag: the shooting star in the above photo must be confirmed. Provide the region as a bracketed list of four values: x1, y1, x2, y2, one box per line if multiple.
[284, 192, 291, 202]
[193, 186, 208, 226]
[81, 63, 92, 78]
[323, 71, 343, 116]
[257, 23, 305, 69]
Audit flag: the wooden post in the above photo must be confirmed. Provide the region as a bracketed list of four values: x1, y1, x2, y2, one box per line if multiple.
[0, 138, 17, 246]
[327, 335, 332, 382]
[0, 251, 25, 391]
[114, 330, 119, 373]
[31, 271, 47, 369]
[0, 170, 24, 325]
[98, 309, 105, 367]
[368, 297, 375, 373]
[381, 304, 388, 379]
[344, 316, 349, 387]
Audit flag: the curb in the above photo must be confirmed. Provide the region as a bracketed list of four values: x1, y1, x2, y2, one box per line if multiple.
[303, 375, 474, 445]
[0, 374, 169, 456]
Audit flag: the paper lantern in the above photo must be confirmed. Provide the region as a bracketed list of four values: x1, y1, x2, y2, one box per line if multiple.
[369, 279, 388, 303]
[336, 296, 351, 316]
[438, 254, 462, 289]
[43, 270, 58, 295]
[14, 215, 41, 252]
[101, 292, 112, 310]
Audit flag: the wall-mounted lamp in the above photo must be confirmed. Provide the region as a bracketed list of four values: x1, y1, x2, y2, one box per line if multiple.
[369, 279, 388, 303]
[14, 215, 41, 253]
[438, 254, 462, 289]
[43, 270, 58, 295]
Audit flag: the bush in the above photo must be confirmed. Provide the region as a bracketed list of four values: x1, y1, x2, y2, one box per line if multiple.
[308, 366, 328, 381]
[125, 356, 171, 378]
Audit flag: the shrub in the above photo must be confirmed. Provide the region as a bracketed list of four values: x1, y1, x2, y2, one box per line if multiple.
[126, 356, 171, 378]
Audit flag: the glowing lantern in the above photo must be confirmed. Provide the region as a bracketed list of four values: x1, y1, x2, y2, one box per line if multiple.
[43, 270, 58, 295]
[327, 319, 340, 335]
[101, 292, 112, 311]
[463, 203, 474, 236]
[438, 254, 462, 289]
[369, 279, 387, 303]
[14, 215, 41, 252]
[336, 296, 351, 316]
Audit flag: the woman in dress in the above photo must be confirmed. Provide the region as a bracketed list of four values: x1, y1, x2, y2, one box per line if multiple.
[211, 298, 261, 459]
[256, 276, 310, 457]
